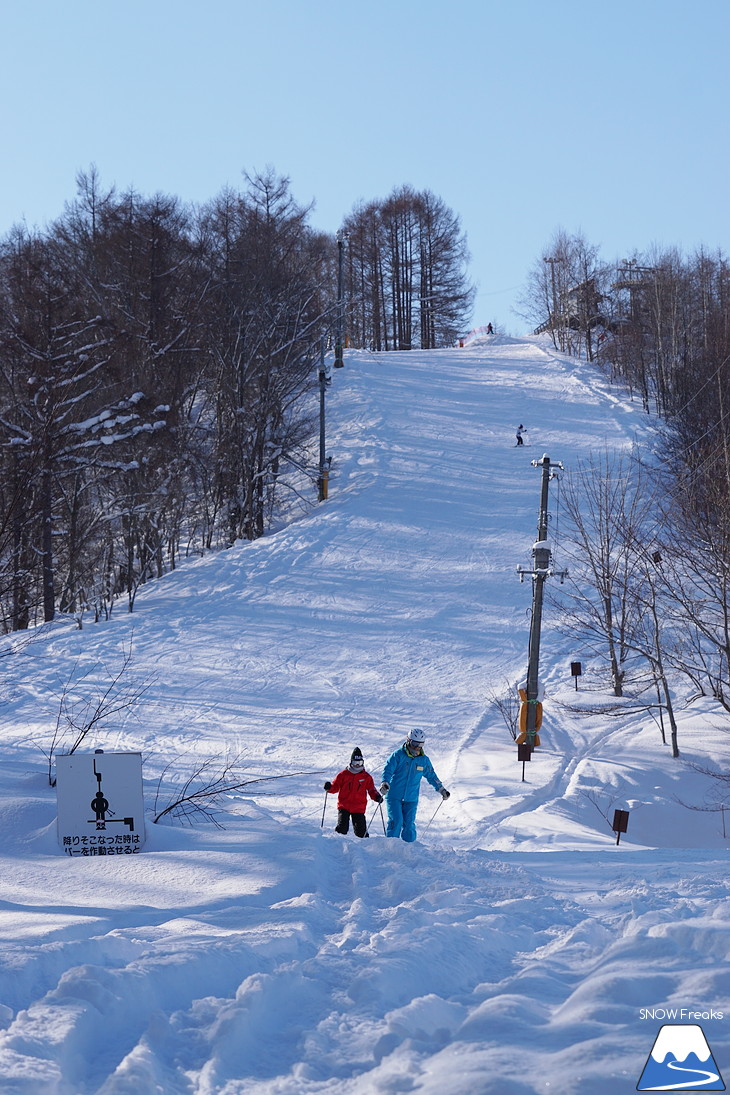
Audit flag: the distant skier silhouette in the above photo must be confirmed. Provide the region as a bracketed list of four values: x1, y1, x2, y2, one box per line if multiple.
[516, 424, 525, 446]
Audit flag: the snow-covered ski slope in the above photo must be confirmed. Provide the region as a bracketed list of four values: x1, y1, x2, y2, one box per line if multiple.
[1, 335, 729, 1095]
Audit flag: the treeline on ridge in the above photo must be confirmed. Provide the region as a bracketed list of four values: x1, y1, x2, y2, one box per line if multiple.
[0, 168, 474, 631]
[523, 230, 730, 727]
[522, 229, 730, 484]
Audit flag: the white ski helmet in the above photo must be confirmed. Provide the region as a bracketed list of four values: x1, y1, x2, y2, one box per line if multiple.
[407, 727, 426, 745]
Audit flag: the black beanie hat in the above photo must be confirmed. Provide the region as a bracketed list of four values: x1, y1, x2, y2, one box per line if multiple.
[350, 747, 364, 769]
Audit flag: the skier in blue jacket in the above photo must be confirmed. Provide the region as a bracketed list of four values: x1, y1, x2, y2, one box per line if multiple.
[380, 728, 450, 842]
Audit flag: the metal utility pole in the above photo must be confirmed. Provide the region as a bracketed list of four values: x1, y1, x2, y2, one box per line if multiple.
[334, 232, 345, 368]
[544, 257, 561, 351]
[517, 454, 567, 752]
[317, 338, 331, 501]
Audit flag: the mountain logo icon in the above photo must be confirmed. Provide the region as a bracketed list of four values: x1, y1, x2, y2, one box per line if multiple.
[637, 1024, 725, 1090]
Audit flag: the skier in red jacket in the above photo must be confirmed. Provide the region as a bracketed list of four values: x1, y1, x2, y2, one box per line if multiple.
[324, 747, 383, 837]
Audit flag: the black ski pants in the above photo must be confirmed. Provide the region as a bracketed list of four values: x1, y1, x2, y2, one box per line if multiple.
[335, 808, 368, 838]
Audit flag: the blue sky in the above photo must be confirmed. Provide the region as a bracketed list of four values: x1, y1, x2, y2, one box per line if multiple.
[1, 0, 728, 333]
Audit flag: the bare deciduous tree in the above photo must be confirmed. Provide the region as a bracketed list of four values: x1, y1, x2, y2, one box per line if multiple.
[553, 450, 654, 696]
[342, 186, 474, 352]
[43, 639, 155, 784]
[152, 753, 316, 827]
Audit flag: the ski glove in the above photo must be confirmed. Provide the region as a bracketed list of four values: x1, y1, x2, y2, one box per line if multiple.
[374, 793, 384, 804]
[379, 782, 389, 795]
[440, 788, 450, 800]
[324, 781, 332, 791]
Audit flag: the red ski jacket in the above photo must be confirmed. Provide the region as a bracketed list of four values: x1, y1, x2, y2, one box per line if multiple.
[328, 767, 379, 813]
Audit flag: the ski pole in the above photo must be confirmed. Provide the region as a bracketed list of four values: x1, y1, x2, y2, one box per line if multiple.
[321, 789, 329, 828]
[367, 801, 378, 833]
[423, 797, 445, 834]
[368, 800, 386, 835]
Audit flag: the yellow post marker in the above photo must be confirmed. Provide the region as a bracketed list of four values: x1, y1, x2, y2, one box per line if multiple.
[516, 686, 542, 747]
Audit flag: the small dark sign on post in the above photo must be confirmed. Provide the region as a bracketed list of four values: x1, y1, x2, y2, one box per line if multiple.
[517, 742, 532, 781]
[612, 808, 629, 845]
[570, 661, 582, 690]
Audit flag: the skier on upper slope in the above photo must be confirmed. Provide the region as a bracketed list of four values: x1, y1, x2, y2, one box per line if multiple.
[380, 728, 449, 842]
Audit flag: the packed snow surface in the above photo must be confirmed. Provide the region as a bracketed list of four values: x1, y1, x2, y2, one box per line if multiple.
[1, 336, 729, 1094]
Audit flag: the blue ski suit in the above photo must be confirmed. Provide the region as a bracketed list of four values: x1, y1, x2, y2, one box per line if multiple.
[382, 743, 444, 842]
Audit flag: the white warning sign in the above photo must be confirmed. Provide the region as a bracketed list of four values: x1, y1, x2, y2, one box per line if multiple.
[56, 751, 145, 856]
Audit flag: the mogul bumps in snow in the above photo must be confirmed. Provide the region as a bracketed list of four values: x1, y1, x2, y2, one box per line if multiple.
[380, 728, 449, 842]
[324, 747, 383, 838]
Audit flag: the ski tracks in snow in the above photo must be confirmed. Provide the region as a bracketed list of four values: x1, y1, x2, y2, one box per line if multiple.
[0, 829, 538, 1094]
[4, 832, 725, 1095]
[0, 817, 607, 1095]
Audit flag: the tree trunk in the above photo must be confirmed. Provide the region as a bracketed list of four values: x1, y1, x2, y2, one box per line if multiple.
[42, 463, 55, 622]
